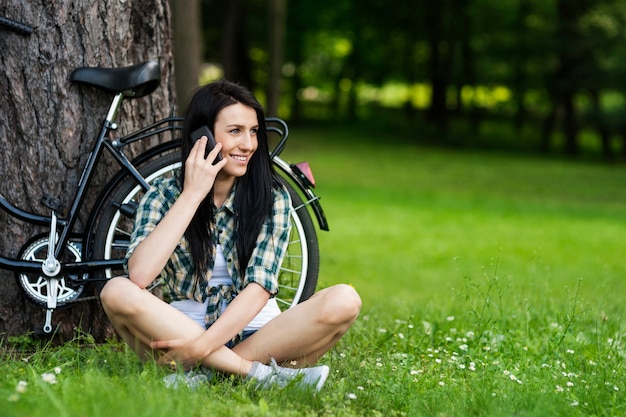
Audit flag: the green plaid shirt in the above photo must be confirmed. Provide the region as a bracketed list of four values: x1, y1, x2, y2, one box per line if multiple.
[125, 176, 292, 329]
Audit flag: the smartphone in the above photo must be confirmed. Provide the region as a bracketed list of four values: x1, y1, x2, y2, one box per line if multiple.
[190, 125, 222, 163]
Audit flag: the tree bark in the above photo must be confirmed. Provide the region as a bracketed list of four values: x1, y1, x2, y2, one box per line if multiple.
[0, 1, 175, 341]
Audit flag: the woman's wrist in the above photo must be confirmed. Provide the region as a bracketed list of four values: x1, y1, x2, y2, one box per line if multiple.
[177, 189, 207, 208]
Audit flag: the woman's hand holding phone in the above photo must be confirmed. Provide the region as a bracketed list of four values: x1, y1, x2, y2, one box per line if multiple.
[191, 125, 223, 163]
[183, 127, 227, 203]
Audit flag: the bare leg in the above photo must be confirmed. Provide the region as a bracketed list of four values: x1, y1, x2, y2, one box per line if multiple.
[233, 284, 361, 366]
[100, 277, 251, 375]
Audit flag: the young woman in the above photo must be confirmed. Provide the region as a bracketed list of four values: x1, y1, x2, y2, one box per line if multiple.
[100, 80, 361, 391]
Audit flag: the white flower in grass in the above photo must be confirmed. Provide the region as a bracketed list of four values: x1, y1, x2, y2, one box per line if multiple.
[347, 393, 357, 400]
[15, 381, 28, 394]
[378, 328, 387, 333]
[614, 386, 620, 392]
[41, 372, 57, 384]
[446, 316, 455, 322]
[505, 371, 522, 384]
[556, 385, 564, 393]
[469, 362, 476, 371]
[397, 333, 405, 339]
[357, 386, 364, 391]
[566, 349, 574, 354]
[459, 344, 468, 351]
[570, 400, 579, 407]
[438, 381, 445, 386]
[54, 366, 62, 374]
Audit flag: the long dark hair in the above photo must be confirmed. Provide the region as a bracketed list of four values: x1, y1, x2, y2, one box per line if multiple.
[180, 80, 279, 278]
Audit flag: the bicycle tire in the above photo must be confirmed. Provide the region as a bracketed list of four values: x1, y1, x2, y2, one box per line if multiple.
[91, 152, 319, 310]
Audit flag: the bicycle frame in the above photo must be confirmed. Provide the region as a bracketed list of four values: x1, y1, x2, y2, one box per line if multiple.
[0, 92, 139, 275]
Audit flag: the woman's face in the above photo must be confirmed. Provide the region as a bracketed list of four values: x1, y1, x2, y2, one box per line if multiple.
[213, 102, 259, 179]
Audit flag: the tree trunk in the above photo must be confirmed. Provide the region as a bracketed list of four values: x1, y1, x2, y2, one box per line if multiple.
[221, 0, 253, 88]
[286, 0, 304, 123]
[425, 1, 450, 136]
[589, 90, 612, 159]
[0, 1, 175, 341]
[172, 0, 202, 113]
[266, 0, 286, 117]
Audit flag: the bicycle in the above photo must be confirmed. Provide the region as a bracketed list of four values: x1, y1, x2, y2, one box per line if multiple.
[0, 16, 328, 334]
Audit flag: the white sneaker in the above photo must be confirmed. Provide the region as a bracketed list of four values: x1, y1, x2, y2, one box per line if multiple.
[255, 358, 329, 391]
[162, 369, 212, 390]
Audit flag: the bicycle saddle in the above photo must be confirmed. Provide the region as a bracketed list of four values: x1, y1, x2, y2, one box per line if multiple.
[69, 60, 160, 98]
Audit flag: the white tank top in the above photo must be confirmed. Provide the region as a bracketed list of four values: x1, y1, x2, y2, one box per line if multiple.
[170, 244, 281, 330]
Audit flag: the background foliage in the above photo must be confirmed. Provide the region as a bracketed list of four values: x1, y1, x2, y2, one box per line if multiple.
[202, 0, 626, 158]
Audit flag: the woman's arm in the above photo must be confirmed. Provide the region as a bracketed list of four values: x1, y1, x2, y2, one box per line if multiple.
[151, 282, 270, 368]
[128, 139, 226, 288]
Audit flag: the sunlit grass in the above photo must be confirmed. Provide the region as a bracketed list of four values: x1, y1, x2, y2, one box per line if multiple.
[1, 122, 625, 416]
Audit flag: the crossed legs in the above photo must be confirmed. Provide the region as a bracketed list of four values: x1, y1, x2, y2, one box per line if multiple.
[100, 277, 361, 375]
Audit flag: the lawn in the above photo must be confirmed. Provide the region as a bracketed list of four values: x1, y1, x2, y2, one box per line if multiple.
[2, 123, 625, 416]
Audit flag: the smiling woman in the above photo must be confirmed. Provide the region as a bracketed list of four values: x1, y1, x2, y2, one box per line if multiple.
[99, 80, 361, 391]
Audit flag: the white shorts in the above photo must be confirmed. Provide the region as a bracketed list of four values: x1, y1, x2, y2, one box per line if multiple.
[170, 297, 281, 331]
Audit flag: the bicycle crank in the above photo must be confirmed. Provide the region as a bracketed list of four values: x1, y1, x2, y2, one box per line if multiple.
[15, 235, 87, 333]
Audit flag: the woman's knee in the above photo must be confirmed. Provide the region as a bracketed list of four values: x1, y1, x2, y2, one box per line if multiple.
[318, 284, 362, 325]
[100, 277, 137, 313]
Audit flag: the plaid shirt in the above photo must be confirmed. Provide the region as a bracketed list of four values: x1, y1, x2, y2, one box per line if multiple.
[125, 176, 292, 329]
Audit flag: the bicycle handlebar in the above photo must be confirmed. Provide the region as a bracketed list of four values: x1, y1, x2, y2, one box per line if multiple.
[0, 16, 34, 36]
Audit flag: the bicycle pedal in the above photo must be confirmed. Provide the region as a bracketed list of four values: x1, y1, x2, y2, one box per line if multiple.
[40, 194, 66, 212]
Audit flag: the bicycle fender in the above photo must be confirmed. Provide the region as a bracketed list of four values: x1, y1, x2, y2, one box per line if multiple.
[272, 157, 329, 232]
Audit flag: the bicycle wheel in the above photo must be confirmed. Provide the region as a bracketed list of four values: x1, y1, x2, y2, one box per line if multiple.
[91, 153, 319, 310]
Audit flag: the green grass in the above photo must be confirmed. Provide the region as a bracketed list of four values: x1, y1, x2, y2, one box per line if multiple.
[2, 123, 626, 416]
